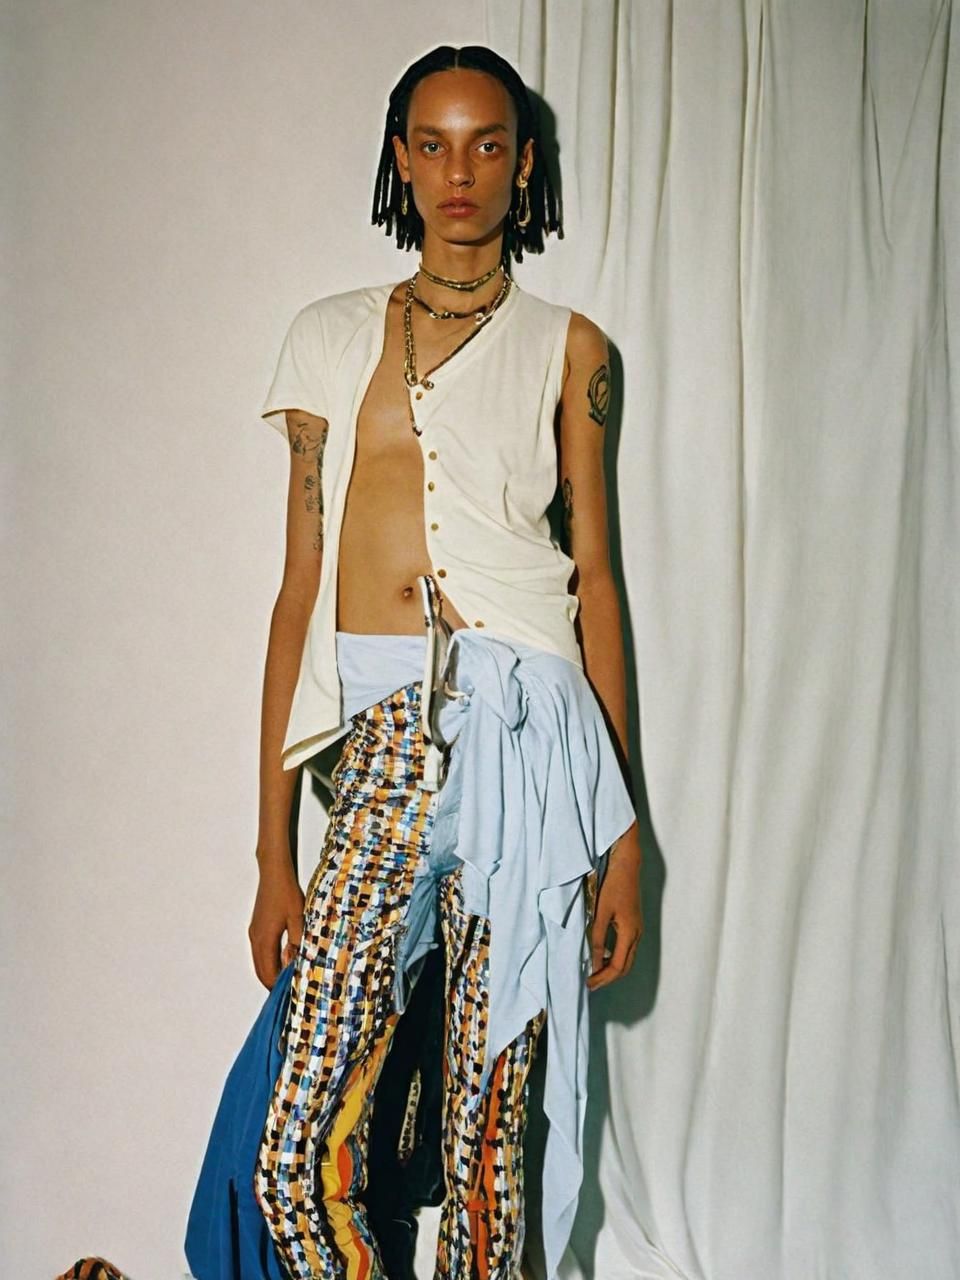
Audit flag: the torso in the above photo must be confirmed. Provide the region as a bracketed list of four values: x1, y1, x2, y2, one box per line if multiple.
[337, 281, 483, 634]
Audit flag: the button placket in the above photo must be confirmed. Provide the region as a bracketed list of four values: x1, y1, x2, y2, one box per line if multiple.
[417, 401, 446, 580]
[409, 375, 435, 436]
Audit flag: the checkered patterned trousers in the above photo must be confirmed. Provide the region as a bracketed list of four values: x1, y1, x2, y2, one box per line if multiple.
[254, 679, 546, 1280]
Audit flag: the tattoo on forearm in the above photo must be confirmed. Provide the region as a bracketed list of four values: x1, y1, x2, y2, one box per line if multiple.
[303, 471, 324, 552]
[291, 421, 329, 553]
[290, 421, 322, 456]
[562, 476, 574, 544]
[587, 363, 610, 427]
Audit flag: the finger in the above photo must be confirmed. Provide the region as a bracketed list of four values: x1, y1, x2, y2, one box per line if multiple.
[586, 951, 616, 990]
[252, 940, 279, 991]
[287, 909, 304, 949]
[586, 926, 637, 990]
[590, 914, 612, 976]
[619, 934, 641, 977]
[587, 960, 623, 991]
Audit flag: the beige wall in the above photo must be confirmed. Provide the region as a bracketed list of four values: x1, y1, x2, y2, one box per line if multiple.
[3, 3, 495, 1274]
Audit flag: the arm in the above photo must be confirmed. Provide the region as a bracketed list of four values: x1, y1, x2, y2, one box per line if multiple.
[249, 408, 329, 989]
[558, 313, 644, 989]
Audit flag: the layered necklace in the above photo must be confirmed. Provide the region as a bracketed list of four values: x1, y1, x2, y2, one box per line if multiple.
[403, 262, 513, 436]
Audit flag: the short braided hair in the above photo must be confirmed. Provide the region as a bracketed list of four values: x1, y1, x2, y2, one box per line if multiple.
[371, 45, 562, 266]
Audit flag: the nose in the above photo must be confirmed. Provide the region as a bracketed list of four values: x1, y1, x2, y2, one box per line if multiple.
[444, 148, 475, 189]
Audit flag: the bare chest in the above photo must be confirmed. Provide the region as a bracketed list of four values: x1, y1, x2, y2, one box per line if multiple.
[353, 296, 486, 456]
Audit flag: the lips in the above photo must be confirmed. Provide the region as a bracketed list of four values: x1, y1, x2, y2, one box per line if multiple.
[439, 199, 478, 215]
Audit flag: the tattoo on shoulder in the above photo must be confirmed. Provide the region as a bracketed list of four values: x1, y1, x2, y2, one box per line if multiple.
[562, 476, 574, 544]
[587, 363, 610, 427]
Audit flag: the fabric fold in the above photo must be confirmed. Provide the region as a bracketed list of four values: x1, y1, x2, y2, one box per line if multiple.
[184, 964, 294, 1280]
[402, 628, 637, 1280]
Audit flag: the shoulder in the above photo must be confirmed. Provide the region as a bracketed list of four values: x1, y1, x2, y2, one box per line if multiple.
[511, 288, 607, 362]
[560, 311, 609, 396]
[564, 310, 609, 363]
[291, 280, 396, 334]
[509, 282, 571, 326]
[278, 281, 400, 359]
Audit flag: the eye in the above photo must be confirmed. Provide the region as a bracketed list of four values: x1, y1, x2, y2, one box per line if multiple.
[420, 141, 443, 154]
[477, 141, 501, 154]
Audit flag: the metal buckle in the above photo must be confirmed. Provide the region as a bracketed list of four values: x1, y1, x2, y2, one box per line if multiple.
[417, 574, 470, 755]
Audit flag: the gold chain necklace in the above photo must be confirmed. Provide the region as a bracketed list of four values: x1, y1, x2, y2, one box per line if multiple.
[411, 290, 499, 322]
[418, 260, 501, 291]
[403, 271, 513, 435]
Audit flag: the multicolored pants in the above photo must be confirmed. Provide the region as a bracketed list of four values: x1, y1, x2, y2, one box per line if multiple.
[254, 678, 547, 1280]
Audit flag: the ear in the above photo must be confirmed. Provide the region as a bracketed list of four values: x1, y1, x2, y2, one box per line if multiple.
[392, 134, 411, 183]
[519, 137, 535, 183]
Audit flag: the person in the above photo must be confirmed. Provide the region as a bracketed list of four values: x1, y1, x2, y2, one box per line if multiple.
[57, 41, 644, 1280]
[192, 40, 642, 1280]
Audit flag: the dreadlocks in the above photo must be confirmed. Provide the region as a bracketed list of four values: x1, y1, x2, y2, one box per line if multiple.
[371, 45, 562, 266]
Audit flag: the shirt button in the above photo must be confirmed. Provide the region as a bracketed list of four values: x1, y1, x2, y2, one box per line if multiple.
[475, 620, 485, 628]
[430, 521, 439, 531]
[437, 568, 447, 578]
[428, 450, 438, 460]
[427, 481, 435, 491]
[415, 391, 423, 400]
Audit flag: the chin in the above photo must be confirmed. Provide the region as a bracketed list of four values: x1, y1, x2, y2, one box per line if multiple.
[430, 221, 504, 249]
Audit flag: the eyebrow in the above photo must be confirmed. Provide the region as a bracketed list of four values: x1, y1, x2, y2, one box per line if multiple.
[412, 122, 510, 139]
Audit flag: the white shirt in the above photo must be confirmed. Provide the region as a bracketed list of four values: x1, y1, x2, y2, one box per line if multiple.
[261, 278, 582, 771]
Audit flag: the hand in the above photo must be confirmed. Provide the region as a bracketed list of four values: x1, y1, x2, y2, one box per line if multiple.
[248, 860, 305, 990]
[586, 835, 644, 991]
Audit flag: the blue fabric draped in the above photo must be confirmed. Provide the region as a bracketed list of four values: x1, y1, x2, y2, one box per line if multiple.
[184, 964, 294, 1280]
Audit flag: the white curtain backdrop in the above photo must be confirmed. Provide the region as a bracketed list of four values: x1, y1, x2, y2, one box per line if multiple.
[483, 2, 960, 1278]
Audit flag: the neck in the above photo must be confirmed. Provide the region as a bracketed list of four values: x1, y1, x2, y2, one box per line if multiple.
[417, 229, 506, 311]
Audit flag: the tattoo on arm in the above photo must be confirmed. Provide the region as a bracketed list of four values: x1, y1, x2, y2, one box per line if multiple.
[587, 363, 610, 427]
[290, 421, 329, 553]
[562, 476, 574, 546]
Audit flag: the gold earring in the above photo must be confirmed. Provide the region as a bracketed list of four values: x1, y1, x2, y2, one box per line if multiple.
[515, 174, 531, 228]
[400, 182, 409, 215]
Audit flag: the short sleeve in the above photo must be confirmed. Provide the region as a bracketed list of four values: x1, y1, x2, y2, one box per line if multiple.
[260, 303, 329, 437]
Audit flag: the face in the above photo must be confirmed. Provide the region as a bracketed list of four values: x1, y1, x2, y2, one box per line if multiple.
[392, 67, 534, 248]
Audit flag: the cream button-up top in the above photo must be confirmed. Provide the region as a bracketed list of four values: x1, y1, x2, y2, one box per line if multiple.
[261, 279, 581, 771]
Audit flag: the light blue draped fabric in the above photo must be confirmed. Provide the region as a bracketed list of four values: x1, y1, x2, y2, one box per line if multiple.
[335, 630, 427, 721]
[395, 628, 637, 1280]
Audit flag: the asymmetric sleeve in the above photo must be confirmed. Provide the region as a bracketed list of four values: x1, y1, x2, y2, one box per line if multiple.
[260, 303, 329, 436]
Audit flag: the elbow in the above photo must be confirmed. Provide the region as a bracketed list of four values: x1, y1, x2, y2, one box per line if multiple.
[274, 575, 320, 623]
[574, 560, 618, 603]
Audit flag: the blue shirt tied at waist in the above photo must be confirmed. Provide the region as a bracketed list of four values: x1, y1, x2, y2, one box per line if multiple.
[394, 628, 637, 1280]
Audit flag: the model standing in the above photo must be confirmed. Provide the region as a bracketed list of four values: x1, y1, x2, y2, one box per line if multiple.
[57, 41, 644, 1280]
[205, 39, 645, 1280]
